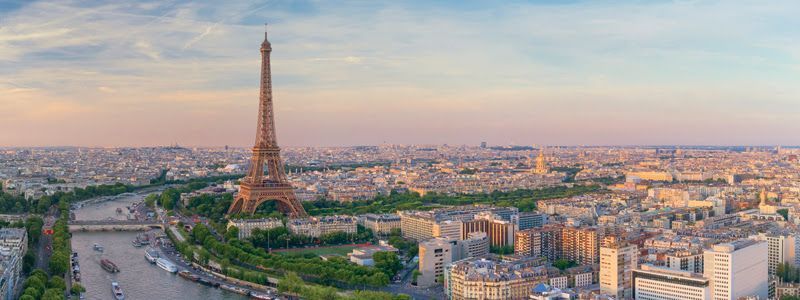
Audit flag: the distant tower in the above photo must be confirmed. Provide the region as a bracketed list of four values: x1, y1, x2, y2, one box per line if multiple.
[227, 27, 308, 217]
[533, 148, 549, 174]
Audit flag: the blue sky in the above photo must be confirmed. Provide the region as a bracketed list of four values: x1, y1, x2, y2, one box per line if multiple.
[1, 0, 799, 147]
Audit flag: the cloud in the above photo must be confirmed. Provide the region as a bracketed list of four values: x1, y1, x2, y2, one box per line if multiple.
[183, 22, 220, 50]
[97, 86, 116, 93]
[1, 0, 800, 147]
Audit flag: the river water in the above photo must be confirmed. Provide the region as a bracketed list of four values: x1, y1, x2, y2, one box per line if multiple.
[72, 193, 248, 300]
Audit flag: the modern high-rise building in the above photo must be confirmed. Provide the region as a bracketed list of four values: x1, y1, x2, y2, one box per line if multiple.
[461, 232, 490, 259]
[418, 238, 455, 287]
[418, 232, 489, 287]
[399, 206, 519, 241]
[398, 210, 436, 241]
[460, 212, 517, 247]
[561, 226, 600, 265]
[600, 242, 638, 299]
[478, 212, 516, 247]
[750, 232, 797, 276]
[461, 217, 487, 239]
[633, 264, 710, 300]
[433, 220, 463, 240]
[665, 249, 704, 274]
[518, 212, 547, 230]
[703, 239, 768, 300]
[514, 226, 561, 261]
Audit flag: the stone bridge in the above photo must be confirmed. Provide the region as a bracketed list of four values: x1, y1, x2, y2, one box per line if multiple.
[68, 220, 164, 232]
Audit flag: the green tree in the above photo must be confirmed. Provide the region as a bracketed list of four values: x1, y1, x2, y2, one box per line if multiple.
[22, 287, 41, 300]
[22, 251, 35, 274]
[553, 259, 576, 270]
[41, 288, 65, 300]
[48, 276, 66, 290]
[778, 208, 790, 221]
[23, 276, 45, 292]
[71, 284, 86, 295]
[225, 226, 240, 241]
[190, 224, 212, 244]
[490, 245, 514, 255]
[412, 270, 421, 284]
[353, 290, 412, 300]
[49, 251, 69, 276]
[278, 272, 304, 295]
[373, 251, 402, 277]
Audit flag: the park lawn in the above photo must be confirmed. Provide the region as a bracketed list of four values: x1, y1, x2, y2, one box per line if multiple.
[275, 245, 357, 257]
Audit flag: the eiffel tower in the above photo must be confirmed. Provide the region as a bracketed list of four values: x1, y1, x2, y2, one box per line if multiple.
[227, 28, 308, 217]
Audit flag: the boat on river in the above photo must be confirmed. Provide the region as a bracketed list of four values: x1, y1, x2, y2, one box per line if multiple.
[220, 284, 250, 296]
[93, 243, 104, 252]
[144, 247, 159, 263]
[178, 270, 199, 281]
[156, 258, 178, 273]
[250, 291, 273, 300]
[111, 281, 125, 300]
[101, 259, 120, 273]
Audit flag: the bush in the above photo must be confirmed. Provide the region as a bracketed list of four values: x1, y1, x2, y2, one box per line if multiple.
[71, 284, 86, 295]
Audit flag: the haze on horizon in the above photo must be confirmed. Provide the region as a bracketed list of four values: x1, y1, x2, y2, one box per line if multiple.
[2, 0, 799, 148]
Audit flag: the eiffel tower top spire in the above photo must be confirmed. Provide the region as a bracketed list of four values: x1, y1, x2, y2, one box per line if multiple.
[261, 23, 271, 50]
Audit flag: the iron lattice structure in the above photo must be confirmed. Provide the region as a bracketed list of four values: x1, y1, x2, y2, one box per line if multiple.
[227, 30, 308, 217]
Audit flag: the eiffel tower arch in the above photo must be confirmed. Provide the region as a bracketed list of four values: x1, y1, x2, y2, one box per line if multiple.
[227, 28, 308, 218]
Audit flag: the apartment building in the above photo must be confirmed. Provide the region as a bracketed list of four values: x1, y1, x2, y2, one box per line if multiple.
[361, 213, 401, 235]
[226, 218, 283, 239]
[600, 242, 638, 299]
[703, 239, 768, 300]
[633, 264, 710, 300]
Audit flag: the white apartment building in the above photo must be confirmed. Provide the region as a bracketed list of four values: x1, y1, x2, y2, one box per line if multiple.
[633, 264, 710, 300]
[433, 220, 463, 240]
[0, 229, 27, 300]
[287, 215, 357, 238]
[665, 250, 704, 274]
[750, 232, 797, 276]
[417, 232, 489, 288]
[600, 242, 637, 299]
[703, 239, 768, 300]
[418, 238, 454, 287]
[360, 213, 401, 235]
[226, 218, 283, 240]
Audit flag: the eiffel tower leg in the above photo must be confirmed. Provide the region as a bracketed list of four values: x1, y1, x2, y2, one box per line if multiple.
[228, 197, 244, 215]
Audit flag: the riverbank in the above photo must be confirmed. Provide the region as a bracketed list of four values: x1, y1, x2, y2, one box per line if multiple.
[162, 225, 282, 298]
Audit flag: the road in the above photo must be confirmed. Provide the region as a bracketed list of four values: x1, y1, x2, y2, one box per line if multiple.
[381, 261, 445, 299]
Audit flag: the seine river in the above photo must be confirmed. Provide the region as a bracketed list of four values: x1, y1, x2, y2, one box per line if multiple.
[72, 193, 248, 300]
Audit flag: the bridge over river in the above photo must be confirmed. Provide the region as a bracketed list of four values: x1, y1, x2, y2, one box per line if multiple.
[68, 219, 164, 232]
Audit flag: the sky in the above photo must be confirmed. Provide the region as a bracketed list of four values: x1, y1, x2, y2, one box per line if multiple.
[1, 0, 800, 147]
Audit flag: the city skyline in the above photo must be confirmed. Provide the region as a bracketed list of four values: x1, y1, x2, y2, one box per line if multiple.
[3, 1, 800, 147]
